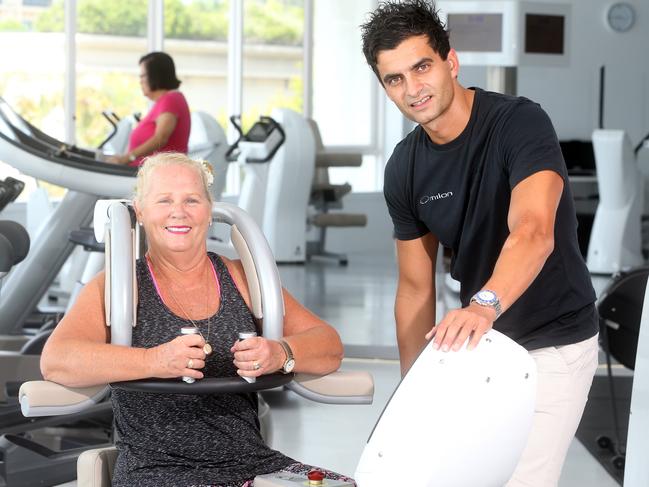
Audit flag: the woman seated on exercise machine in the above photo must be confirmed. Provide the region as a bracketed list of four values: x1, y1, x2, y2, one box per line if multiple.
[108, 52, 190, 166]
[40, 152, 356, 486]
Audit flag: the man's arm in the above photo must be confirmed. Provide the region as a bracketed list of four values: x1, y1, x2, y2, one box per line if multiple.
[429, 169, 563, 352]
[395, 232, 439, 376]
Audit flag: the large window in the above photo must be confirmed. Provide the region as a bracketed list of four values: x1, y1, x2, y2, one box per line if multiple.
[242, 0, 304, 130]
[75, 0, 148, 149]
[1, 0, 385, 199]
[312, 0, 380, 192]
[0, 0, 65, 199]
[165, 0, 230, 131]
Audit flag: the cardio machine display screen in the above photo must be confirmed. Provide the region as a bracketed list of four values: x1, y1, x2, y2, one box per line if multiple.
[525, 14, 564, 54]
[447, 13, 503, 53]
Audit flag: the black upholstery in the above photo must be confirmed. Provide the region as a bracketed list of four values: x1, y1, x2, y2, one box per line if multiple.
[598, 266, 648, 370]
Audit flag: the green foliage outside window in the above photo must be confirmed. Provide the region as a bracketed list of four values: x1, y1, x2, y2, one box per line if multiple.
[0, 20, 28, 32]
[1, 0, 304, 198]
[76, 73, 148, 148]
[29, 0, 303, 45]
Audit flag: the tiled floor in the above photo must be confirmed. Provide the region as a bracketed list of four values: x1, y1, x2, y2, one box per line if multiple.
[56, 249, 622, 486]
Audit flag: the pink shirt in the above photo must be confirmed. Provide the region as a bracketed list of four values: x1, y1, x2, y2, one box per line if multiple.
[128, 91, 191, 167]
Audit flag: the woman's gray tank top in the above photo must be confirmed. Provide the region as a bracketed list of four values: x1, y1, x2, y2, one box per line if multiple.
[111, 253, 294, 486]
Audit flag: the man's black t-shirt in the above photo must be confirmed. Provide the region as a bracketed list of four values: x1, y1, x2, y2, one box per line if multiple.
[384, 88, 598, 350]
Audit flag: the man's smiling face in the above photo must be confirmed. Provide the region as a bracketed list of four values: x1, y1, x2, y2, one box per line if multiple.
[377, 35, 459, 128]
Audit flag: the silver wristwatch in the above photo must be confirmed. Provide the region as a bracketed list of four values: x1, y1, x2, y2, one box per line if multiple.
[470, 289, 502, 319]
[278, 339, 295, 374]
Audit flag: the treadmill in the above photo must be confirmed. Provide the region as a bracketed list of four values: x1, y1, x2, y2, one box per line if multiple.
[0, 97, 137, 336]
[0, 99, 130, 486]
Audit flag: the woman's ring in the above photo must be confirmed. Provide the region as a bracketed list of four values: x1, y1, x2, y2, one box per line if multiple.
[188, 359, 194, 369]
[253, 361, 261, 371]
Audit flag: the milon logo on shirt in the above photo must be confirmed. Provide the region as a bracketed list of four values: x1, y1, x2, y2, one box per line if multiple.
[419, 191, 454, 205]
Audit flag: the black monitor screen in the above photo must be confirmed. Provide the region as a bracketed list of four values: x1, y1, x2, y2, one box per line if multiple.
[447, 13, 502, 52]
[525, 14, 564, 54]
[560, 140, 595, 175]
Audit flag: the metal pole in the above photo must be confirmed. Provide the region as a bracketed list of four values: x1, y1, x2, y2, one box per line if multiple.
[64, 0, 77, 145]
[148, 0, 164, 52]
[302, 0, 314, 118]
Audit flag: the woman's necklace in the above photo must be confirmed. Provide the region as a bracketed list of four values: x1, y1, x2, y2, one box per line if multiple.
[149, 256, 214, 355]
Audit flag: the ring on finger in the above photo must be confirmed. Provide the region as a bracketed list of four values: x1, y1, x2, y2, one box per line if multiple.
[188, 358, 194, 369]
[253, 361, 261, 371]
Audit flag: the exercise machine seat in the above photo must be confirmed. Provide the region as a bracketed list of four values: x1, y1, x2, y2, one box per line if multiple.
[306, 120, 367, 265]
[77, 446, 118, 487]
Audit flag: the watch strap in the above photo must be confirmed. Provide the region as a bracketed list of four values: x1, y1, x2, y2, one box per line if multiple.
[278, 339, 294, 373]
[470, 290, 502, 319]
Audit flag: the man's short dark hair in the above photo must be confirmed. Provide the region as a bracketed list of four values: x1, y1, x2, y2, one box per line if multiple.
[139, 51, 181, 91]
[360, 0, 450, 82]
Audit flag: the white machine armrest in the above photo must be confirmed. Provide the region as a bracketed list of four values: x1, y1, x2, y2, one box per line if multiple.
[19, 380, 109, 417]
[287, 371, 374, 405]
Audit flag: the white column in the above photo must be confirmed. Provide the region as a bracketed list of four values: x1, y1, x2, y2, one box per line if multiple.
[64, 0, 77, 145]
[148, 0, 164, 52]
[302, 0, 314, 118]
[225, 0, 244, 194]
[227, 0, 243, 129]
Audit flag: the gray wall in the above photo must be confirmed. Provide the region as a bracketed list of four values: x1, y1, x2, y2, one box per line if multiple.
[454, 0, 649, 143]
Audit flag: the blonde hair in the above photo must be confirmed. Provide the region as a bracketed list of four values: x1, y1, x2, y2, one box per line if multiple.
[134, 152, 214, 205]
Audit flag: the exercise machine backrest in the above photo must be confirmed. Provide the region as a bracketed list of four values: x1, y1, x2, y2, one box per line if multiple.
[355, 330, 537, 487]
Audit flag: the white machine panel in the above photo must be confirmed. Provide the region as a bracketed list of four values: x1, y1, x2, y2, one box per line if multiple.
[355, 329, 536, 487]
[438, 1, 571, 67]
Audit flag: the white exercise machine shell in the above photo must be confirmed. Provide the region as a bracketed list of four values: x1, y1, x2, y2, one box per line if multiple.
[354, 329, 536, 487]
[587, 129, 644, 274]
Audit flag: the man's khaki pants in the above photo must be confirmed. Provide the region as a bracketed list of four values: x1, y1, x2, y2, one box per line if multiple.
[506, 334, 599, 487]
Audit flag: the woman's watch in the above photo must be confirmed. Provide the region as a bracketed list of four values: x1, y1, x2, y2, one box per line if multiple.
[128, 152, 137, 163]
[470, 289, 502, 319]
[278, 339, 295, 374]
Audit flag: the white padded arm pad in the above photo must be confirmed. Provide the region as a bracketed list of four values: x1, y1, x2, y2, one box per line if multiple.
[287, 371, 374, 405]
[295, 371, 374, 396]
[19, 380, 109, 417]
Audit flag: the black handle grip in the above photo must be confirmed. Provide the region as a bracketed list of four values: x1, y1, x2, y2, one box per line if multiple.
[110, 372, 293, 395]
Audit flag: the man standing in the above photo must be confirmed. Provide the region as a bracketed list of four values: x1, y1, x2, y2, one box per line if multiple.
[361, 1, 599, 486]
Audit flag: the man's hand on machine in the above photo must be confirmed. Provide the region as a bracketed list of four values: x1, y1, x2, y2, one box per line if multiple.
[425, 304, 496, 352]
[145, 334, 207, 380]
[231, 337, 287, 379]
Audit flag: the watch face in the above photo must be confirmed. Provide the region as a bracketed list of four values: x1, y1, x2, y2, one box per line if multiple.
[284, 359, 296, 373]
[477, 290, 496, 303]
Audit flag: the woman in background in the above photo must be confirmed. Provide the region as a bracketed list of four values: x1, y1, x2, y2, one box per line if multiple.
[109, 52, 190, 166]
